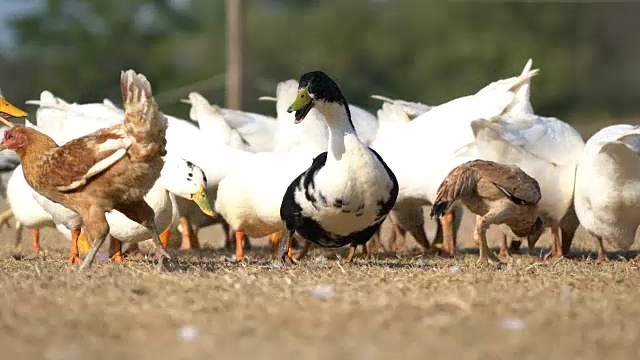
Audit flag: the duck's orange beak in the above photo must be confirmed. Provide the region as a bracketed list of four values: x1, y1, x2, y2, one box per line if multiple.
[0, 96, 27, 120]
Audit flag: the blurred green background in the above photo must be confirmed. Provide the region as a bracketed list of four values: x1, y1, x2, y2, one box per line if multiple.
[0, 0, 637, 124]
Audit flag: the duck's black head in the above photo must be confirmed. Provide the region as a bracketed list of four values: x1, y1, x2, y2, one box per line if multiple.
[287, 71, 348, 124]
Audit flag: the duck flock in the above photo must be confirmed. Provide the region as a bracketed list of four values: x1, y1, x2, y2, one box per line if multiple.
[0, 59, 636, 270]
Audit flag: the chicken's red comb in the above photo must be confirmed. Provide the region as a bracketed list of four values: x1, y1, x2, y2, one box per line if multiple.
[2, 128, 13, 140]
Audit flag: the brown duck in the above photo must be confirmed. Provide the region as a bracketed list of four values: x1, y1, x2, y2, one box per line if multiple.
[431, 160, 544, 264]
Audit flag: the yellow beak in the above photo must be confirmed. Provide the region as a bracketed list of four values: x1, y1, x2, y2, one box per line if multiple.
[191, 184, 214, 217]
[0, 97, 28, 119]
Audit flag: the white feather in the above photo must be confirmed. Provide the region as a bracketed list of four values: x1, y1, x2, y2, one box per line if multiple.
[574, 124, 640, 250]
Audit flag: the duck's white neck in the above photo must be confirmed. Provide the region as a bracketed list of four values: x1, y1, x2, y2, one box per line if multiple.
[156, 174, 174, 194]
[158, 162, 189, 199]
[314, 100, 359, 161]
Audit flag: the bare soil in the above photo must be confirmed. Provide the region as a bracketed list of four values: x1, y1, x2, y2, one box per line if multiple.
[0, 206, 639, 360]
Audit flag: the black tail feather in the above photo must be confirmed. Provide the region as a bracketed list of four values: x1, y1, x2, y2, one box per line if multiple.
[430, 201, 449, 219]
[492, 182, 531, 205]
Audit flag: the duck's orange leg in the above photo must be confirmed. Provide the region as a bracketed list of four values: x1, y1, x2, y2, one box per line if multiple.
[346, 243, 360, 263]
[68, 229, 83, 265]
[32, 228, 40, 253]
[160, 227, 171, 248]
[544, 225, 564, 260]
[77, 230, 92, 256]
[275, 231, 297, 265]
[150, 227, 173, 260]
[109, 237, 123, 264]
[179, 216, 199, 250]
[441, 212, 457, 257]
[235, 230, 245, 260]
[268, 231, 283, 254]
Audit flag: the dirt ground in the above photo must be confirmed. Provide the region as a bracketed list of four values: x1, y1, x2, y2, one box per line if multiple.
[0, 205, 639, 360]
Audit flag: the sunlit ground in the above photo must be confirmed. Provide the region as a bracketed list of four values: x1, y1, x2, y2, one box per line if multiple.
[0, 200, 638, 360]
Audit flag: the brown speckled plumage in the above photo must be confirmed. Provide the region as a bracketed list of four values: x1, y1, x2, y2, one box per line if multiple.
[431, 160, 544, 263]
[2, 70, 168, 269]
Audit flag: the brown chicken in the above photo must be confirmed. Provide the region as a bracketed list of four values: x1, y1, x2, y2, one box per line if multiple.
[430, 160, 544, 264]
[0, 70, 169, 270]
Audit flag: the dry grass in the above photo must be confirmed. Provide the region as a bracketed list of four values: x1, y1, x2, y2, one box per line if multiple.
[0, 210, 639, 360]
[1, 120, 638, 360]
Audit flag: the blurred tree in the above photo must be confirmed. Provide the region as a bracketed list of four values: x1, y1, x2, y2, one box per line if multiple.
[9, 0, 199, 115]
[2, 0, 638, 121]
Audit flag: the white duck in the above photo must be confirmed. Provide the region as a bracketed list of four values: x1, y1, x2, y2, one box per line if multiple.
[469, 114, 585, 257]
[369, 96, 434, 249]
[6, 164, 57, 252]
[7, 164, 87, 255]
[24, 91, 123, 138]
[50, 155, 212, 260]
[214, 146, 318, 259]
[370, 94, 432, 120]
[182, 92, 251, 151]
[191, 92, 316, 259]
[26, 90, 214, 173]
[175, 93, 263, 249]
[265, 79, 379, 151]
[574, 125, 640, 261]
[182, 91, 279, 152]
[218, 106, 277, 152]
[465, 60, 585, 257]
[370, 59, 539, 256]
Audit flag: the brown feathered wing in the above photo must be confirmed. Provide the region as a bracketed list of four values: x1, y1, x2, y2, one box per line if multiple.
[38, 128, 132, 192]
[470, 161, 541, 205]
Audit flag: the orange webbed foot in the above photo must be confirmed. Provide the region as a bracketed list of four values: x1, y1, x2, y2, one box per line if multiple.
[68, 255, 83, 265]
[68, 229, 84, 266]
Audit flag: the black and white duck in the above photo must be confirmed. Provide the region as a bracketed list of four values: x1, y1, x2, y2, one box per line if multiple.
[277, 71, 398, 264]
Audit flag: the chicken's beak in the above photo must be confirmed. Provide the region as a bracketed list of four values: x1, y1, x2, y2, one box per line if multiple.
[191, 184, 214, 217]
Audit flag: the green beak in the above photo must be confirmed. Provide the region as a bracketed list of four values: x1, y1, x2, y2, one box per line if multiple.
[191, 184, 214, 217]
[286, 86, 313, 123]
